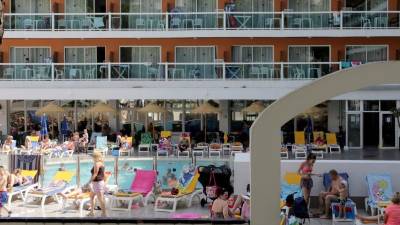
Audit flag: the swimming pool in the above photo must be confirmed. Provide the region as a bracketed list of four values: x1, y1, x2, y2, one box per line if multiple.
[43, 158, 229, 190]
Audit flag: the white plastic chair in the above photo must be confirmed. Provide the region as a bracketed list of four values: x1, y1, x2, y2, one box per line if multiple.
[23, 18, 34, 29]
[57, 19, 67, 29]
[136, 18, 146, 29]
[249, 66, 261, 79]
[194, 18, 203, 28]
[171, 17, 181, 28]
[3, 67, 14, 79]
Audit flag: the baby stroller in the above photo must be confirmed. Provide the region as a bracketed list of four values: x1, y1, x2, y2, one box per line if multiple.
[197, 165, 233, 207]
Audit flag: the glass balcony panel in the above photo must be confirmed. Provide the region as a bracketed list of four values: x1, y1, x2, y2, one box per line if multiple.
[284, 12, 334, 29]
[226, 12, 277, 29]
[4, 14, 52, 30]
[111, 63, 164, 80]
[120, 13, 166, 30]
[169, 13, 217, 30]
[55, 14, 106, 30]
[167, 64, 220, 80]
[342, 12, 397, 28]
[0, 64, 52, 80]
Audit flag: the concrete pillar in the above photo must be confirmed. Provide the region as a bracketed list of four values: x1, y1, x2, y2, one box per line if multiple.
[108, 100, 118, 132]
[327, 100, 340, 133]
[0, 101, 8, 136]
[219, 100, 230, 133]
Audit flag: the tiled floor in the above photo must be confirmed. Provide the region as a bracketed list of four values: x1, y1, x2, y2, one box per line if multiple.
[5, 198, 376, 225]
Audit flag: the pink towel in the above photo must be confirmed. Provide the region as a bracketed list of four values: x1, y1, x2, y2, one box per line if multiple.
[130, 170, 157, 195]
[171, 213, 203, 219]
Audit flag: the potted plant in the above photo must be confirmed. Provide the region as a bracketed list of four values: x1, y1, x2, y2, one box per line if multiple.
[391, 108, 400, 150]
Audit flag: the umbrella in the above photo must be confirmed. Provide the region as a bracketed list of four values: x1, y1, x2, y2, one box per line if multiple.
[191, 102, 221, 142]
[35, 102, 65, 116]
[60, 116, 69, 142]
[40, 115, 48, 138]
[138, 103, 167, 113]
[86, 102, 116, 114]
[305, 116, 313, 144]
[242, 101, 265, 114]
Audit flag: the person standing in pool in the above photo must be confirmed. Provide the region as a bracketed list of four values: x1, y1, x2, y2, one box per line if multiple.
[88, 152, 106, 217]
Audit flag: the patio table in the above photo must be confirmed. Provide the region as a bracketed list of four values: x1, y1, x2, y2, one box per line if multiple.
[112, 64, 129, 79]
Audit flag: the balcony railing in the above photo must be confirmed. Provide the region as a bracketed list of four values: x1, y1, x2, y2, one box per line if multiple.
[0, 62, 345, 81]
[2, 11, 400, 31]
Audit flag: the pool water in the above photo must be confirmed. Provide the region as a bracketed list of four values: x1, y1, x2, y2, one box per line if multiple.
[44, 158, 229, 190]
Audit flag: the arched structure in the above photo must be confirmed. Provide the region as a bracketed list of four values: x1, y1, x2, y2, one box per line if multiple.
[250, 61, 400, 225]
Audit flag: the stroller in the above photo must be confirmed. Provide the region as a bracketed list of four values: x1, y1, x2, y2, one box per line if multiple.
[197, 165, 233, 207]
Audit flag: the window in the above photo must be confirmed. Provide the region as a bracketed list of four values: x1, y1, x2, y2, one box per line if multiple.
[121, 0, 161, 13]
[363, 100, 380, 111]
[65, 0, 106, 13]
[347, 100, 361, 111]
[11, 0, 50, 13]
[120, 47, 161, 63]
[346, 45, 387, 63]
[380, 101, 396, 111]
[288, 0, 330, 11]
[288, 46, 330, 62]
[65, 47, 105, 63]
[232, 46, 273, 62]
[175, 0, 216, 12]
[10, 47, 51, 63]
[235, 0, 273, 12]
[345, 0, 387, 11]
[175, 46, 215, 62]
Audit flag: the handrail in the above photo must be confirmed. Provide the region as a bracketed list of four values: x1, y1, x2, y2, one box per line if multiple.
[2, 10, 400, 31]
[0, 61, 348, 81]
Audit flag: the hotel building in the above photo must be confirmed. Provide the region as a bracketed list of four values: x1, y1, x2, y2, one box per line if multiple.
[0, 0, 399, 149]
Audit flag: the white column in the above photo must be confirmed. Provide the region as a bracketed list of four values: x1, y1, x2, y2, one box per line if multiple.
[327, 100, 340, 133]
[219, 100, 230, 133]
[0, 101, 8, 136]
[107, 100, 119, 132]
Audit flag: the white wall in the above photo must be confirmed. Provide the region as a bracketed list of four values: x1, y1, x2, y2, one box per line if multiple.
[233, 155, 400, 197]
[281, 160, 400, 197]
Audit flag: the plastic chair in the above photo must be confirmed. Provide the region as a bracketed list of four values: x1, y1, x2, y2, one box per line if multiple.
[136, 18, 146, 29]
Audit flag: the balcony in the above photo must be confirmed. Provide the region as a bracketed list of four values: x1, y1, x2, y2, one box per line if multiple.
[0, 62, 343, 81]
[3, 11, 400, 31]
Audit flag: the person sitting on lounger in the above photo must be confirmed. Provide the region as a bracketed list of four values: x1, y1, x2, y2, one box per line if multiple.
[10, 169, 30, 187]
[178, 138, 189, 153]
[319, 169, 343, 219]
[357, 192, 400, 225]
[40, 135, 53, 153]
[2, 136, 13, 151]
[230, 184, 251, 220]
[315, 135, 325, 146]
[59, 183, 92, 210]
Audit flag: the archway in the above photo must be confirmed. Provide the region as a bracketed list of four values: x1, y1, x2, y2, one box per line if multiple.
[250, 61, 400, 225]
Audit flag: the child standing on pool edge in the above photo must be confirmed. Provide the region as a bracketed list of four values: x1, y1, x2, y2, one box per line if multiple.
[0, 167, 11, 216]
[88, 152, 107, 217]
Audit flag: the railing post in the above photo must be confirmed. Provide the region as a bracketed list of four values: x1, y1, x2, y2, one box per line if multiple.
[51, 13, 55, 31]
[108, 12, 112, 31]
[280, 63, 284, 80]
[223, 11, 226, 30]
[222, 63, 226, 80]
[281, 12, 284, 29]
[340, 11, 343, 30]
[108, 63, 111, 81]
[166, 12, 169, 31]
[165, 63, 168, 81]
[51, 63, 55, 81]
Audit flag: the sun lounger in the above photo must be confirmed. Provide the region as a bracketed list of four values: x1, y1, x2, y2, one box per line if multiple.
[326, 133, 341, 153]
[230, 142, 244, 156]
[95, 136, 109, 156]
[155, 171, 203, 212]
[25, 171, 75, 209]
[7, 170, 39, 207]
[311, 131, 327, 158]
[209, 143, 222, 158]
[292, 131, 307, 159]
[365, 174, 393, 216]
[280, 172, 302, 208]
[109, 170, 156, 211]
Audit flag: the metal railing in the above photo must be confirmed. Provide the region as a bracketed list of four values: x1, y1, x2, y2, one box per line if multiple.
[2, 11, 400, 31]
[0, 62, 345, 81]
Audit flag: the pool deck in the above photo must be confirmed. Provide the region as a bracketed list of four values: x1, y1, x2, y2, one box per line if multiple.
[5, 198, 374, 225]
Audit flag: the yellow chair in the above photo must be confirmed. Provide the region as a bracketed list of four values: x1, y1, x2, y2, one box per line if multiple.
[292, 131, 307, 159]
[326, 133, 341, 153]
[161, 131, 172, 138]
[155, 171, 203, 212]
[8, 170, 39, 207]
[26, 170, 75, 209]
[311, 131, 327, 158]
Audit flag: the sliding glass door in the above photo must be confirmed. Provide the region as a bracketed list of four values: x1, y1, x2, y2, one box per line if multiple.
[346, 45, 388, 63]
[120, 46, 161, 79]
[288, 46, 330, 79]
[175, 46, 215, 79]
